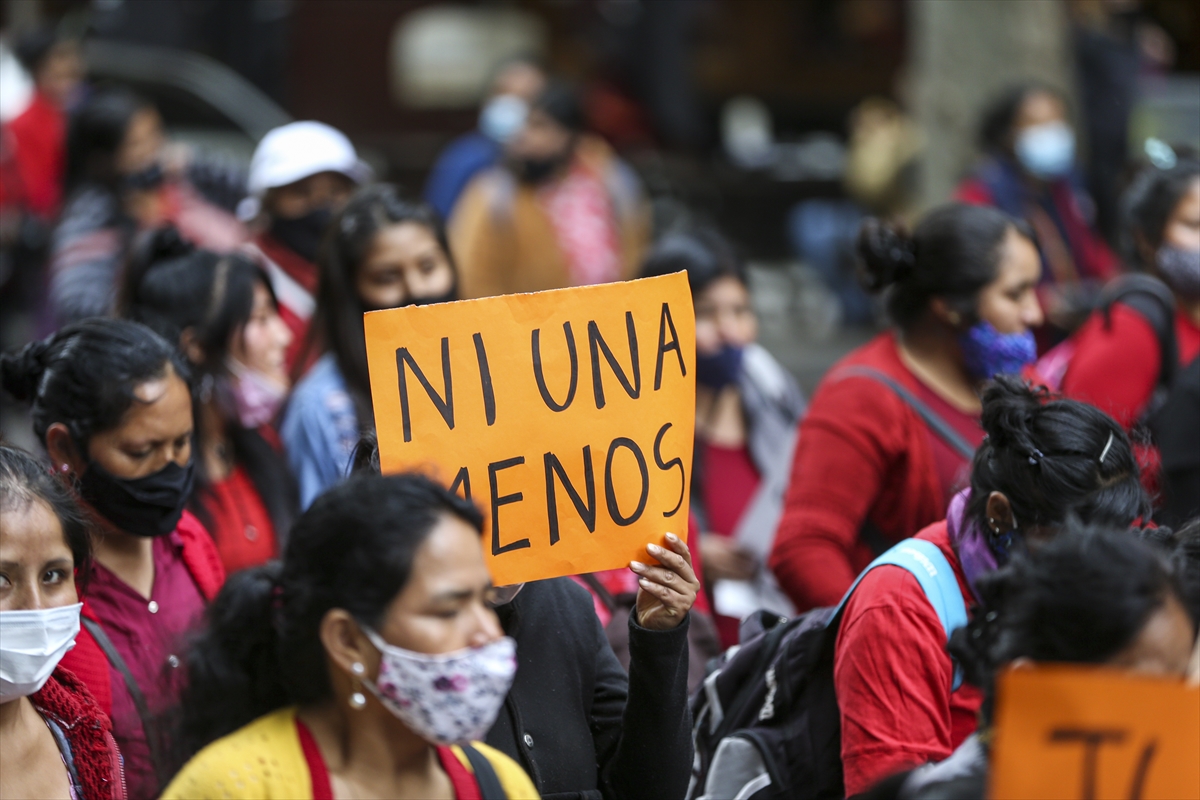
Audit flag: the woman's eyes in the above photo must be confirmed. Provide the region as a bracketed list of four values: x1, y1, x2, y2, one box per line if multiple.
[42, 569, 68, 585]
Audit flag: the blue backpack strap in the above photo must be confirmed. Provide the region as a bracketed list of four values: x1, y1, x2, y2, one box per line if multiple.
[830, 539, 968, 690]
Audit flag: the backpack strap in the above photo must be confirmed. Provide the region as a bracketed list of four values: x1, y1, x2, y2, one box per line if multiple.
[460, 743, 508, 800]
[1100, 273, 1178, 391]
[830, 539, 969, 691]
[80, 616, 170, 784]
[833, 366, 976, 461]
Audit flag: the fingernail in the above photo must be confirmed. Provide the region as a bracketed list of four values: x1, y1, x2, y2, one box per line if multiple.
[639, 577, 652, 586]
[630, 560, 645, 571]
[647, 544, 661, 555]
[666, 533, 679, 543]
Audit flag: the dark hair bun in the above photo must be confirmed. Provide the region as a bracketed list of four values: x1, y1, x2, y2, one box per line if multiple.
[979, 375, 1046, 453]
[0, 338, 55, 402]
[857, 217, 916, 292]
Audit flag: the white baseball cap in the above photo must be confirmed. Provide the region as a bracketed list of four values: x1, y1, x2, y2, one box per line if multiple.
[246, 120, 370, 198]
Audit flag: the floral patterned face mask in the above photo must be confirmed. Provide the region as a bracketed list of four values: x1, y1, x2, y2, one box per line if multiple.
[361, 628, 517, 745]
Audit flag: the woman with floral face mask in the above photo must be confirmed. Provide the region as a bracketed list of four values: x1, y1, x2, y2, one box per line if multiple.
[770, 203, 1044, 614]
[1, 319, 226, 800]
[120, 225, 299, 574]
[0, 444, 126, 800]
[163, 474, 537, 799]
[1059, 158, 1200, 519]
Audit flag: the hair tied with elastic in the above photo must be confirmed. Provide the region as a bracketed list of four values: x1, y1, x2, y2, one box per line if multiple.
[1027, 448, 1044, 467]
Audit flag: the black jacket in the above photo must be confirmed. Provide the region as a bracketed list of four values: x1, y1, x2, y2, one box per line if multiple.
[486, 577, 693, 800]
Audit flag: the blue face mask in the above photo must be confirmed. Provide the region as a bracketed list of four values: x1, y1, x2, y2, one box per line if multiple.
[479, 95, 528, 144]
[1014, 122, 1075, 180]
[696, 345, 744, 390]
[959, 321, 1037, 381]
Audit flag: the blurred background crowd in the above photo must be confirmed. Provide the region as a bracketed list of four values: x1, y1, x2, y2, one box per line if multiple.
[2, 0, 1198, 399]
[2, 3, 1200, 799]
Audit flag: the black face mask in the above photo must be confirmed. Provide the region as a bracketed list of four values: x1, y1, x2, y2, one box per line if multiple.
[270, 207, 333, 263]
[78, 459, 196, 538]
[122, 161, 165, 192]
[407, 284, 458, 307]
[510, 152, 569, 185]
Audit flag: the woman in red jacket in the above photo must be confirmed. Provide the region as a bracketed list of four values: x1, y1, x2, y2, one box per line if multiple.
[834, 377, 1150, 796]
[1, 319, 226, 800]
[770, 203, 1044, 612]
[121, 226, 299, 574]
[0, 443, 126, 800]
[1062, 158, 1200, 425]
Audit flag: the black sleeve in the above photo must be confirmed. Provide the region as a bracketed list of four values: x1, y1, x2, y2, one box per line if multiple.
[592, 610, 693, 800]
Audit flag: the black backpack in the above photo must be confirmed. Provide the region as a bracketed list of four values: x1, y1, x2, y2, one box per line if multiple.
[686, 539, 967, 800]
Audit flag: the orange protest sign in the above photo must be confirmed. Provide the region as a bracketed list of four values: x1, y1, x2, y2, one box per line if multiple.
[364, 273, 695, 586]
[989, 665, 1200, 800]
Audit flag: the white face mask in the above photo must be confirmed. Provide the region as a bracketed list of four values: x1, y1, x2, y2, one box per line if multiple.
[0, 603, 82, 703]
[361, 628, 517, 745]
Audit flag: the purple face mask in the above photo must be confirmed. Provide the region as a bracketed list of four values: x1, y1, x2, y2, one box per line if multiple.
[959, 321, 1037, 381]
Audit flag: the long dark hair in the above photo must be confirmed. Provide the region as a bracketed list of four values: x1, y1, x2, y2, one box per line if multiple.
[949, 521, 1185, 725]
[175, 473, 483, 762]
[120, 225, 298, 541]
[857, 203, 1036, 331]
[967, 376, 1150, 540]
[303, 184, 456, 424]
[0, 443, 92, 587]
[0, 318, 188, 454]
[64, 87, 153, 198]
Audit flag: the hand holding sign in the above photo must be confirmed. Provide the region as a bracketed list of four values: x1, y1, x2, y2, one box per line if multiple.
[364, 273, 695, 586]
[630, 533, 700, 631]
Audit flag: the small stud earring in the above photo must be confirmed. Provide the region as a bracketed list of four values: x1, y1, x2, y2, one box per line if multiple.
[60, 464, 70, 473]
[351, 662, 365, 676]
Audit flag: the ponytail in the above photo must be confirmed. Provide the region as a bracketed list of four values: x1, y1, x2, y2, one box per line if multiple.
[175, 563, 288, 765]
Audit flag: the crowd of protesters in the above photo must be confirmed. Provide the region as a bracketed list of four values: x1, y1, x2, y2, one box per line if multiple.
[1, 24, 1199, 800]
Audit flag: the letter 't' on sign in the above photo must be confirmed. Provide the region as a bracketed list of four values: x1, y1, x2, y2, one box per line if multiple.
[363, 273, 696, 586]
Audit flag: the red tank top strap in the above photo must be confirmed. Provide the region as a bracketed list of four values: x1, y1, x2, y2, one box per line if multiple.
[437, 745, 483, 800]
[295, 718, 333, 800]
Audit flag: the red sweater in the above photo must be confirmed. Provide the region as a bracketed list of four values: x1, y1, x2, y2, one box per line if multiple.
[32, 668, 127, 800]
[834, 520, 983, 796]
[61, 511, 226, 718]
[769, 333, 956, 611]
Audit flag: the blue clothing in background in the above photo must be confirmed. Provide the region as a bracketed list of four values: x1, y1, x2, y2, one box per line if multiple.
[280, 354, 361, 509]
[423, 132, 500, 221]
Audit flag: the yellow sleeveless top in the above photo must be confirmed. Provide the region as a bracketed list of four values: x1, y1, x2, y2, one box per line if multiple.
[161, 707, 539, 799]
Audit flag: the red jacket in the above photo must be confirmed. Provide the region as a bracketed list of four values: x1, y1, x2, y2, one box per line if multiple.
[61, 511, 226, 717]
[834, 520, 983, 795]
[769, 333, 951, 611]
[32, 667, 127, 799]
[1062, 304, 1200, 429]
